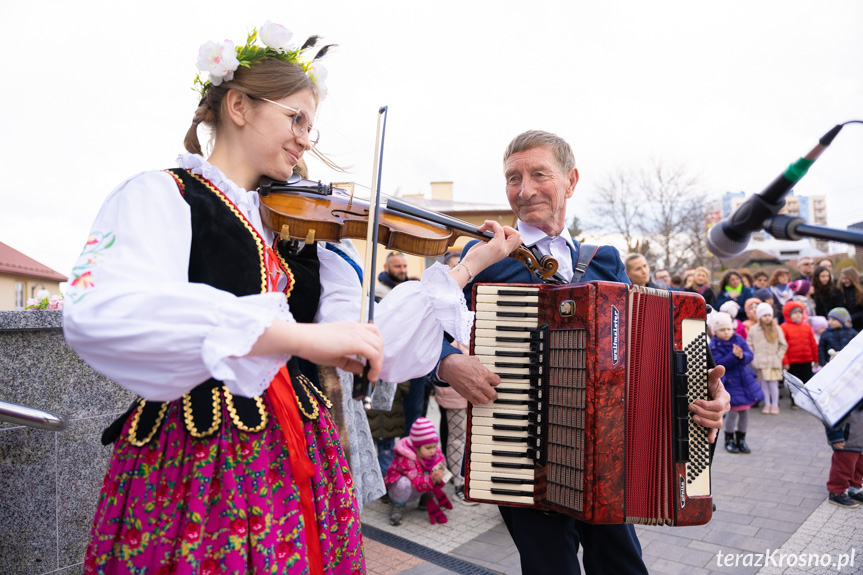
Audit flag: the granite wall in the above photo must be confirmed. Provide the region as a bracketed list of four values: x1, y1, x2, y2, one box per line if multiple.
[0, 310, 134, 575]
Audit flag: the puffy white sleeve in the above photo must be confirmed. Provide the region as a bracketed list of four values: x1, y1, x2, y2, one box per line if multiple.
[316, 251, 473, 383]
[62, 171, 293, 402]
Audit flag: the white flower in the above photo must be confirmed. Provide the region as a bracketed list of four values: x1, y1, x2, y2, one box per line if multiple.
[196, 40, 240, 86]
[259, 21, 293, 53]
[308, 62, 329, 98]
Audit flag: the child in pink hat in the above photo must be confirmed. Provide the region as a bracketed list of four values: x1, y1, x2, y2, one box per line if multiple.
[384, 417, 452, 525]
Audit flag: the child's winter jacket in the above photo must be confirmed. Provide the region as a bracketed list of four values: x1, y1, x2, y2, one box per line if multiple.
[709, 333, 763, 407]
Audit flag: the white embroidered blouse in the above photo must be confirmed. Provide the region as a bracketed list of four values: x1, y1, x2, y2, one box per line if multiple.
[63, 154, 472, 402]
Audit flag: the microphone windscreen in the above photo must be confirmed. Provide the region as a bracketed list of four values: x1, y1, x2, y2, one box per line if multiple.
[707, 222, 750, 259]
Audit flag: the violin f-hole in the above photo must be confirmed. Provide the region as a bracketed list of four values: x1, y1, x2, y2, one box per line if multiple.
[330, 208, 369, 218]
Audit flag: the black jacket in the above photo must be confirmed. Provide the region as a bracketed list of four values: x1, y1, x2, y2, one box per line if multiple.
[840, 284, 863, 333]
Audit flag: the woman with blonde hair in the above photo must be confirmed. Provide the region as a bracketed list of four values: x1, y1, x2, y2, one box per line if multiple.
[685, 266, 716, 306]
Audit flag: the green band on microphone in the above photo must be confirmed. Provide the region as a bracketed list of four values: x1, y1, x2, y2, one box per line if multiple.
[784, 158, 814, 182]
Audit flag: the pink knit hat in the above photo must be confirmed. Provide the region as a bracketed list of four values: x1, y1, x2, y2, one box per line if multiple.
[409, 417, 439, 446]
[789, 279, 811, 296]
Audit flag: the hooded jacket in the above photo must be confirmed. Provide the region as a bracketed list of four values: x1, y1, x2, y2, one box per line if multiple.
[708, 333, 763, 407]
[780, 301, 818, 364]
[384, 436, 445, 492]
[818, 325, 858, 366]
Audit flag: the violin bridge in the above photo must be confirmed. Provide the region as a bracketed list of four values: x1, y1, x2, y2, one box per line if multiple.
[280, 225, 291, 241]
[305, 229, 316, 244]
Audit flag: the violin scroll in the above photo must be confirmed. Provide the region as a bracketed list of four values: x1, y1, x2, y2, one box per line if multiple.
[510, 246, 562, 283]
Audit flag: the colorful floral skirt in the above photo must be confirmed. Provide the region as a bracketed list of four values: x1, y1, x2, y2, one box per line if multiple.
[84, 393, 363, 574]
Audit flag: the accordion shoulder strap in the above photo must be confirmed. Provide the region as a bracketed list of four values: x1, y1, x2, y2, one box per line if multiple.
[571, 244, 599, 284]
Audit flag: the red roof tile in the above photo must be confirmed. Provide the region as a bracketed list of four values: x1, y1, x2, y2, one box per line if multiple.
[0, 241, 67, 281]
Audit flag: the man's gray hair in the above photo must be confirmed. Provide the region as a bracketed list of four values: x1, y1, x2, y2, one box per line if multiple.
[503, 130, 576, 173]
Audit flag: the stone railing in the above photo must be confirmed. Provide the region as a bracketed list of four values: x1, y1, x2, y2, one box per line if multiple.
[0, 310, 133, 575]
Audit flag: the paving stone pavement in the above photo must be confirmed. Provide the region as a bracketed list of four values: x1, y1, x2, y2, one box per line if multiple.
[362, 394, 863, 574]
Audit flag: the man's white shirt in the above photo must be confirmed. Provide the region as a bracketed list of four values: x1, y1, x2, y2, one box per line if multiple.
[517, 220, 576, 283]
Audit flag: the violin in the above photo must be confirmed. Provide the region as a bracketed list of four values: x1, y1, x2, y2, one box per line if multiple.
[257, 174, 562, 283]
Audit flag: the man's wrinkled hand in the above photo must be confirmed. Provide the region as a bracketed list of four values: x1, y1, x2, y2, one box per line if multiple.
[438, 353, 500, 405]
[689, 365, 730, 443]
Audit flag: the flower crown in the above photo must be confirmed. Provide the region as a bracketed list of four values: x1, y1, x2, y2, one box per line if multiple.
[194, 21, 330, 98]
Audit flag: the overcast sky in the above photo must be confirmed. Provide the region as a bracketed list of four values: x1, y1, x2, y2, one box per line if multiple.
[2, 1, 862, 276]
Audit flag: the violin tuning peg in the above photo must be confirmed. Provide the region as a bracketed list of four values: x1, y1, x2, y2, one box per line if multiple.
[280, 225, 291, 241]
[305, 229, 316, 244]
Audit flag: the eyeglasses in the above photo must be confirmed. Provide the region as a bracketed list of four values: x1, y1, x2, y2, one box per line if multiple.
[259, 98, 320, 147]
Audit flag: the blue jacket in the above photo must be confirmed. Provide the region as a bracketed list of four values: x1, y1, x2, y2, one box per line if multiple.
[439, 240, 629, 364]
[715, 286, 753, 321]
[818, 325, 858, 366]
[709, 333, 763, 407]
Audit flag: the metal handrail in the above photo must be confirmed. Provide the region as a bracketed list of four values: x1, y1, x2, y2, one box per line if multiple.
[0, 399, 67, 431]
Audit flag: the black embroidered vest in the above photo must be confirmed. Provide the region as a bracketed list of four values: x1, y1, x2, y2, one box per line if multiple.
[102, 168, 329, 446]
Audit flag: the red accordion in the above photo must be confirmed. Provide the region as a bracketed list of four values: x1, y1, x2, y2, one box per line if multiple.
[464, 281, 712, 526]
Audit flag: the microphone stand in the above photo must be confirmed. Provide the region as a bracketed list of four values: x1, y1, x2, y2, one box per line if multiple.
[763, 214, 863, 247]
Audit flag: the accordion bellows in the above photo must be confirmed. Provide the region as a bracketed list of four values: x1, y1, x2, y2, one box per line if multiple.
[465, 282, 713, 526]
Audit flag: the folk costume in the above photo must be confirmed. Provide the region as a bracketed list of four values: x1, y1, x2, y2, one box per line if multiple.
[64, 154, 474, 574]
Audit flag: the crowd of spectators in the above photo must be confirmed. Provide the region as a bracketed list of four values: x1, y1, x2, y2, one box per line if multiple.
[623, 254, 863, 333]
[624, 254, 863, 509]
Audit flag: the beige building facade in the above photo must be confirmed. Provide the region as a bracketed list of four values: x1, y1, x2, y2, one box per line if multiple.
[0, 242, 66, 310]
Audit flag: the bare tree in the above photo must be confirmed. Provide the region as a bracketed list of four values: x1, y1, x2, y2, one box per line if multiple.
[589, 161, 710, 271]
[638, 162, 710, 271]
[589, 169, 650, 255]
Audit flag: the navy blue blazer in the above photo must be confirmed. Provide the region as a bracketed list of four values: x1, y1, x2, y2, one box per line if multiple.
[438, 239, 629, 365]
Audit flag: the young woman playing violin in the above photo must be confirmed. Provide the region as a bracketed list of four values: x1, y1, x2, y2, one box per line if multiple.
[63, 22, 519, 575]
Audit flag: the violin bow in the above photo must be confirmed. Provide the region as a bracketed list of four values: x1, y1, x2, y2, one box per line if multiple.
[353, 106, 389, 400]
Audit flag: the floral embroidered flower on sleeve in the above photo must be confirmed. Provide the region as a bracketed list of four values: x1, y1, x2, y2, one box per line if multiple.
[67, 231, 115, 302]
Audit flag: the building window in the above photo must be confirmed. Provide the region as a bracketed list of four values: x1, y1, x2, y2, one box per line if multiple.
[15, 282, 25, 310]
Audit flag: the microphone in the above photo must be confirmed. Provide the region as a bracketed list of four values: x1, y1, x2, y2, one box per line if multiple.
[707, 124, 843, 258]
